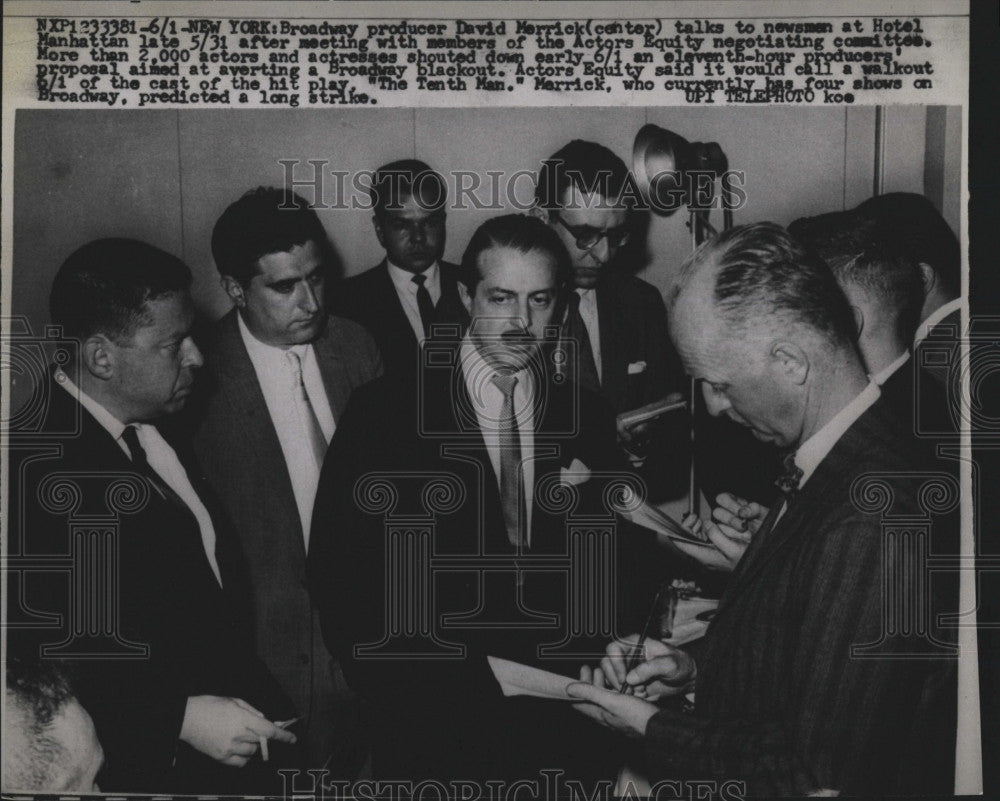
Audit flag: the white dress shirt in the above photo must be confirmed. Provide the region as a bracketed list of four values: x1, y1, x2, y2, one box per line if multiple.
[575, 287, 602, 381]
[238, 313, 335, 549]
[54, 368, 222, 585]
[871, 351, 910, 387]
[913, 297, 962, 347]
[460, 337, 536, 543]
[387, 260, 441, 344]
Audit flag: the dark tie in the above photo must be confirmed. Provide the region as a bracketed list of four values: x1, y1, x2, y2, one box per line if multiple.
[563, 291, 600, 391]
[120, 425, 183, 507]
[286, 350, 328, 470]
[774, 452, 804, 499]
[492, 373, 526, 549]
[412, 272, 435, 340]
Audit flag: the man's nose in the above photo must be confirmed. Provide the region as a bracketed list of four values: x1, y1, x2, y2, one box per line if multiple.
[183, 338, 204, 369]
[701, 382, 731, 417]
[409, 223, 427, 245]
[299, 283, 320, 313]
[588, 235, 612, 265]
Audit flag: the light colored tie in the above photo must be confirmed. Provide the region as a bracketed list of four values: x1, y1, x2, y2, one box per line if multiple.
[491, 373, 526, 548]
[287, 350, 328, 470]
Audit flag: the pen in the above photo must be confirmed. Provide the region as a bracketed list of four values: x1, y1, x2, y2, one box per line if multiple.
[620, 583, 672, 695]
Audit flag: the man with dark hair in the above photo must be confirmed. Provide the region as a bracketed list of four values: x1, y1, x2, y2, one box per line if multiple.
[567, 222, 958, 796]
[192, 187, 382, 774]
[3, 660, 103, 793]
[309, 213, 649, 784]
[790, 207, 951, 432]
[8, 238, 297, 793]
[855, 191, 961, 343]
[329, 158, 469, 382]
[533, 139, 688, 502]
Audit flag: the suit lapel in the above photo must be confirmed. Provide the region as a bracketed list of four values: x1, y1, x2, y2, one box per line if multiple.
[212, 312, 305, 562]
[312, 323, 350, 423]
[374, 260, 421, 351]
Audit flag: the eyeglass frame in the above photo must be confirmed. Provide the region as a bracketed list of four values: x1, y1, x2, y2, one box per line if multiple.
[550, 212, 631, 252]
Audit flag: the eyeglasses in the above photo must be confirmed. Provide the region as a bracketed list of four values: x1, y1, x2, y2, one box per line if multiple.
[552, 214, 630, 252]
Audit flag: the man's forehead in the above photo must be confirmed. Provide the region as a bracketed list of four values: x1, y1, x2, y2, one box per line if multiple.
[559, 185, 625, 210]
[477, 246, 557, 291]
[253, 240, 323, 281]
[382, 191, 445, 219]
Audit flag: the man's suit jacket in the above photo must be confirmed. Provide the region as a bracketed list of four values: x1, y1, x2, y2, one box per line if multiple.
[880, 354, 957, 441]
[328, 260, 469, 382]
[307, 353, 659, 782]
[643, 397, 958, 796]
[563, 271, 689, 501]
[589, 271, 684, 416]
[7, 378, 294, 793]
[190, 310, 382, 768]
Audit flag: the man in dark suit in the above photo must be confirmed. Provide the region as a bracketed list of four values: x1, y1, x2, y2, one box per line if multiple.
[532, 140, 688, 501]
[328, 159, 469, 383]
[792, 203, 957, 439]
[308, 214, 655, 784]
[568, 223, 958, 796]
[191, 188, 382, 773]
[6, 239, 296, 793]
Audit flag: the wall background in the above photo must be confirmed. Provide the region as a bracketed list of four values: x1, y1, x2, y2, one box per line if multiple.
[12, 105, 960, 329]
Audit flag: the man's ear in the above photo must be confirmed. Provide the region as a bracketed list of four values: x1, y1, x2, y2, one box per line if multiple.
[850, 305, 865, 341]
[372, 214, 386, 248]
[770, 340, 810, 386]
[221, 275, 246, 308]
[529, 205, 549, 225]
[918, 262, 937, 298]
[81, 334, 115, 381]
[458, 280, 473, 316]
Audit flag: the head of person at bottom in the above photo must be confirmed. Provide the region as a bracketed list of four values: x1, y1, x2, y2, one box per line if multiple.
[49, 238, 203, 424]
[667, 221, 866, 450]
[2, 659, 104, 793]
[458, 213, 571, 374]
[212, 186, 335, 348]
[532, 139, 636, 290]
[370, 158, 448, 276]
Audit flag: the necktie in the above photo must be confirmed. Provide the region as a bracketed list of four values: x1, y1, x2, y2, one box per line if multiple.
[774, 452, 804, 499]
[492, 373, 527, 548]
[412, 272, 435, 340]
[287, 350, 328, 470]
[563, 291, 600, 391]
[121, 425, 182, 507]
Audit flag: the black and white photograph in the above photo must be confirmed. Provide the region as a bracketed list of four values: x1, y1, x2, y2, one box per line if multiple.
[1, 2, 992, 798]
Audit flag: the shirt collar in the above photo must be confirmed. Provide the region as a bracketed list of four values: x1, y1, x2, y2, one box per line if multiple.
[914, 297, 962, 346]
[459, 335, 534, 412]
[794, 380, 881, 487]
[237, 310, 309, 362]
[54, 367, 129, 443]
[871, 351, 910, 386]
[387, 259, 439, 292]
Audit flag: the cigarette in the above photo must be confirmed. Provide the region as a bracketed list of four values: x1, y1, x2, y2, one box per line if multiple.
[259, 735, 269, 762]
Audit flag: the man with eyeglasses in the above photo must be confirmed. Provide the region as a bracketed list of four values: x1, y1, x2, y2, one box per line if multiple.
[330, 159, 469, 383]
[532, 140, 688, 502]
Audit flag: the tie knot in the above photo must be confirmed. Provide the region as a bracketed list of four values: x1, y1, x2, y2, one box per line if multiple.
[491, 372, 519, 398]
[286, 349, 304, 381]
[411, 272, 427, 287]
[566, 291, 581, 311]
[775, 452, 803, 497]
